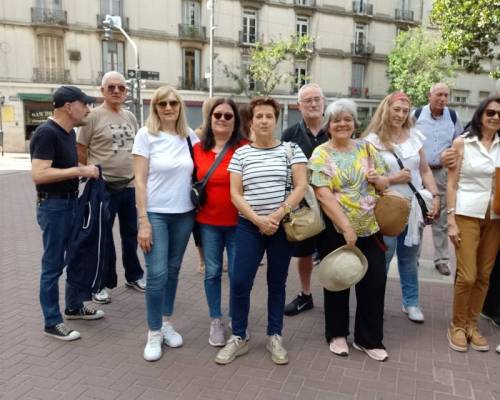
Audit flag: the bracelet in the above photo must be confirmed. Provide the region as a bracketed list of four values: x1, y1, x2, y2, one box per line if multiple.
[138, 215, 148, 219]
[446, 208, 455, 215]
[281, 202, 292, 215]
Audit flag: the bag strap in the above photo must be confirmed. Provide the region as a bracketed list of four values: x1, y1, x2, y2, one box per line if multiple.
[283, 142, 293, 197]
[197, 142, 231, 189]
[186, 136, 197, 183]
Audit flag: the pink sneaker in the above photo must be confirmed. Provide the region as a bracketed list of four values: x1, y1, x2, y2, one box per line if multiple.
[329, 337, 349, 357]
[353, 342, 388, 361]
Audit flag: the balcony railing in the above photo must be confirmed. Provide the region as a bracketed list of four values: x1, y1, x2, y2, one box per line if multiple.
[395, 9, 414, 21]
[294, 0, 316, 7]
[97, 14, 129, 31]
[31, 7, 67, 25]
[351, 42, 374, 56]
[349, 86, 369, 98]
[178, 24, 207, 41]
[352, 1, 373, 15]
[239, 30, 258, 46]
[178, 77, 208, 91]
[33, 68, 71, 84]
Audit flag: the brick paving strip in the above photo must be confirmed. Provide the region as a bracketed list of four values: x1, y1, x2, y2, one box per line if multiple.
[0, 157, 499, 400]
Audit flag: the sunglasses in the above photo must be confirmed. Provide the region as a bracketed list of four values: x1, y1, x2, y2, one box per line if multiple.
[485, 109, 500, 118]
[213, 112, 234, 121]
[107, 84, 127, 93]
[156, 100, 180, 108]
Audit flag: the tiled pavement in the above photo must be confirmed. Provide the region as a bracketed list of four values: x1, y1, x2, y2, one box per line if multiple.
[1, 157, 499, 400]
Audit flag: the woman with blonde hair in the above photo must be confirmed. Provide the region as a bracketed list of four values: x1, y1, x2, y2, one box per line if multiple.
[132, 86, 199, 361]
[364, 92, 439, 324]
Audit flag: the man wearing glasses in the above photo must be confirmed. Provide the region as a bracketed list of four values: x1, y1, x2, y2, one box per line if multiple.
[282, 83, 328, 316]
[77, 71, 145, 304]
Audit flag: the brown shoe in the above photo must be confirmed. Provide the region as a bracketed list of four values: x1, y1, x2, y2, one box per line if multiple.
[447, 324, 468, 352]
[435, 263, 451, 276]
[467, 326, 489, 352]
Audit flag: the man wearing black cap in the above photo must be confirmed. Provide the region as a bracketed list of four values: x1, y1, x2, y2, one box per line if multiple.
[30, 85, 104, 341]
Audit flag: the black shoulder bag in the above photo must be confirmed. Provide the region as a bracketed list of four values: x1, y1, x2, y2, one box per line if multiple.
[187, 137, 231, 211]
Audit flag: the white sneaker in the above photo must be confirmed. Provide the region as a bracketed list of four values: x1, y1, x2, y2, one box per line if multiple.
[126, 278, 146, 292]
[161, 321, 183, 347]
[92, 288, 111, 304]
[143, 330, 163, 361]
[402, 305, 424, 323]
[496, 344, 500, 354]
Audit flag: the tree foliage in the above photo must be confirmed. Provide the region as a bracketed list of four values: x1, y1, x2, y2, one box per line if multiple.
[431, 0, 500, 78]
[387, 27, 455, 106]
[221, 34, 314, 97]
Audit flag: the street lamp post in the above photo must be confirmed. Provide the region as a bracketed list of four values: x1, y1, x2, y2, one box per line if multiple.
[102, 15, 143, 125]
[0, 95, 4, 157]
[208, 0, 215, 97]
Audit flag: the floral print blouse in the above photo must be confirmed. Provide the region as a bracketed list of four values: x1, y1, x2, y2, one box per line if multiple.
[309, 140, 388, 237]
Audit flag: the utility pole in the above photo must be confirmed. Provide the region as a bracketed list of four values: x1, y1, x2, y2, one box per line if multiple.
[0, 95, 4, 157]
[208, 0, 215, 97]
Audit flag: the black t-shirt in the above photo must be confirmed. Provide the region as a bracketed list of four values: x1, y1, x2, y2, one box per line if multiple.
[29, 119, 79, 193]
[281, 120, 328, 159]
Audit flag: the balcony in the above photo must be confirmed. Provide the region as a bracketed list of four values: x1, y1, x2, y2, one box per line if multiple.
[352, 1, 373, 16]
[97, 14, 129, 31]
[33, 68, 71, 84]
[239, 30, 258, 46]
[349, 86, 369, 98]
[31, 7, 67, 26]
[395, 9, 414, 21]
[178, 76, 208, 91]
[178, 24, 207, 41]
[293, 0, 316, 7]
[351, 42, 374, 56]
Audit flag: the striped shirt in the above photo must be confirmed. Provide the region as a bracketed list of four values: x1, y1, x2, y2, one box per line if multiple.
[228, 142, 307, 216]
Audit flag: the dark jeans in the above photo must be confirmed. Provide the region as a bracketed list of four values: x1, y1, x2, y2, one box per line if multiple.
[230, 217, 294, 338]
[36, 198, 83, 328]
[483, 252, 500, 317]
[105, 188, 143, 288]
[318, 219, 387, 349]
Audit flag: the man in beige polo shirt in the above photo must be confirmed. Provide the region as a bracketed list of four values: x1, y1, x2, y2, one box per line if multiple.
[77, 71, 145, 304]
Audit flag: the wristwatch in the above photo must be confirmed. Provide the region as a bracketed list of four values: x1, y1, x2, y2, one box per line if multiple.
[446, 208, 455, 215]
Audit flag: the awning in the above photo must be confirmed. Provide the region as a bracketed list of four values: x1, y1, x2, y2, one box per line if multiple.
[17, 93, 53, 102]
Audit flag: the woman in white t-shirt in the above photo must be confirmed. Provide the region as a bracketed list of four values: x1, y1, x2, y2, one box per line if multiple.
[132, 86, 199, 362]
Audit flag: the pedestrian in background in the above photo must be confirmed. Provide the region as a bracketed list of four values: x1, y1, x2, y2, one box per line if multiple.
[364, 92, 439, 324]
[215, 97, 308, 365]
[193, 97, 247, 347]
[77, 71, 145, 304]
[31, 86, 103, 341]
[311, 99, 390, 361]
[446, 95, 500, 353]
[133, 86, 199, 361]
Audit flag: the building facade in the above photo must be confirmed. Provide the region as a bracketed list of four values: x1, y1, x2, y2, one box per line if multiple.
[0, 0, 497, 152]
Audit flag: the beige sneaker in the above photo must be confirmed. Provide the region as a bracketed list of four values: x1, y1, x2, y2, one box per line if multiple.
[467, 326, 489, 352]
[215, 335, 248, 365]
[266, 334, 288, 365]
[447, 323, 468, 352]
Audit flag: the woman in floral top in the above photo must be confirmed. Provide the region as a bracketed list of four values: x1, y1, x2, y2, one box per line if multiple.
[310, 99, 390, 361]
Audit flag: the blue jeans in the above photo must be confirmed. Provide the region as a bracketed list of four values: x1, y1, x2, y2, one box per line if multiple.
[36, 198, 83, 328]
[384, 226, 421, 307]
[144, 211, 195, 330]
[199, 223, 236, 318]
[105, 188, 144, 287]
[230, 217, 293, 337]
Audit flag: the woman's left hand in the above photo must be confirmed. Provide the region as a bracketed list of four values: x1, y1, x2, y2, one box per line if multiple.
[367, 168, 389, 192]
[428, 196, 440, 220]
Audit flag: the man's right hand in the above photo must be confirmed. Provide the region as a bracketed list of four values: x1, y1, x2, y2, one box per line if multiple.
[441, 148, 458, 168]
[79, 164, 99, 179]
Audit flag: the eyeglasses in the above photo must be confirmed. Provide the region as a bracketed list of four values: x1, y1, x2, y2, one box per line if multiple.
[107, 84, 127, 93]
[156, 100, 180, 108]
[485, 109, 500, 118]
[213, 112, 234, 121]
[300, 96, 323, 105]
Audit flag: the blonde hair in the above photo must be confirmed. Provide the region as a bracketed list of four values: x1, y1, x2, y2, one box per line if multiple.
[362, 93, 412, 150]
[145, 86, 190, 138]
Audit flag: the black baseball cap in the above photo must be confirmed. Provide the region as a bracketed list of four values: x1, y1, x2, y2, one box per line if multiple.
[53, 86, 96, 108]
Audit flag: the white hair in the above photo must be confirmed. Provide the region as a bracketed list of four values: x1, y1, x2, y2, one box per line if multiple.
[429, 82, 449, 94]
[101, 71, 126, 87]
[323, 98, 359, 128]
[297, 83, 324, 102]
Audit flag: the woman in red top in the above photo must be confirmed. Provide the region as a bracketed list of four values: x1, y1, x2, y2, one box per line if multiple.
[193, 97, 248, 347]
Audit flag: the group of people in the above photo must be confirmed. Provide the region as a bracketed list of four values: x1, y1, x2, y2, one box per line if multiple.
[30, 73, 500, 365]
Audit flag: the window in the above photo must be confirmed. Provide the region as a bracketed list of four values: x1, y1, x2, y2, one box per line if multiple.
[242, 9, 257, 44]
[102, 40, 124, 74]
[401, 0, 410, 11]
[183, 48, 201, 90]
[296, 16, 309, 37]
[36, 0, 62, 9]
[351, 63, 365, 95]
[35, 34, 65, 82]
[354, 23, 366, 46]
[183, 0, 201, 25]
[242, 57, 256, 91]
[452, 90, 469, 104]
[100, 0, 122, 16]
[479, 91, 491, 100]
[295, 62, 308, 89]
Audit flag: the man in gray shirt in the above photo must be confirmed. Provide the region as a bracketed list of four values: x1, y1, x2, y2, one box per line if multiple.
[414, 83, 463, 276]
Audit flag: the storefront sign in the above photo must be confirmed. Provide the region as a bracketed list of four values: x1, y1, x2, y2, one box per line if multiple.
[27, 109, 53, 125]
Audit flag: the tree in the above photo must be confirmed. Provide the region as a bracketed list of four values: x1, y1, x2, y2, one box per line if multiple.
[387, 27, 455, 106]
[221, 34, 314, 97]
[431, 0, 500, 78]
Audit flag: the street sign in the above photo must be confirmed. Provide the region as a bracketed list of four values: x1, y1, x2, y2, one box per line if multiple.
[127, 70, 160, 80]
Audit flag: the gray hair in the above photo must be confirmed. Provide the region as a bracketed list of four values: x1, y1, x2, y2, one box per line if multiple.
[297, 83, 324, 102]
[323, 98, 359, 129]
[101, 71, 126, 87]
[429, 82, 449, 94]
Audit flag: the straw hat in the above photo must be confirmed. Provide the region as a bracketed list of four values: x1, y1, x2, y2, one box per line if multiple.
[318, 245, 368, 292]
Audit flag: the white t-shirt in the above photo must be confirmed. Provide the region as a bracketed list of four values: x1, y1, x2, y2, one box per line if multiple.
[132, 127, 199, 213]
[228, 142, 307, 216]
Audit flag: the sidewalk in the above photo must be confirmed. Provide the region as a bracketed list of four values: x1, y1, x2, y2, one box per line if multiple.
[1, 165, 499, 400]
